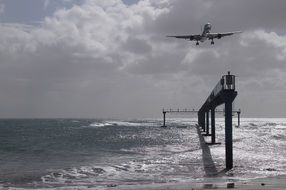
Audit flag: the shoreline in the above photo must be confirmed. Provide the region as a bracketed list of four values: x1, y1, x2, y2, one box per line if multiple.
[117, 175, 286, 190]
[2, 175, 286, 189]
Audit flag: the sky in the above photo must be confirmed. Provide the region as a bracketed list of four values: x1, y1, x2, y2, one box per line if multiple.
[0, 0, 286, 118]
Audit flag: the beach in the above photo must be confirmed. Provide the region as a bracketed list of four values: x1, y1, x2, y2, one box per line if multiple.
[118, 176, 286, 190]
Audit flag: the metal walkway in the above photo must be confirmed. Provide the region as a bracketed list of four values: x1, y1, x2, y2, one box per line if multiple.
[162, 71, 239, 171]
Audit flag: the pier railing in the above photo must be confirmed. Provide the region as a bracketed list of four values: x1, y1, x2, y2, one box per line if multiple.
[161, 108, 241, 128]
[161, 109, 198, 128]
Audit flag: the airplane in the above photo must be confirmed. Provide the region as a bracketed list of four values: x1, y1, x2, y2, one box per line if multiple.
[167, 23, 242, 45]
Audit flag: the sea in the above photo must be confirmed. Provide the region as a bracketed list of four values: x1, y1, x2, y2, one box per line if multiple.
[1, 118, 286, 189]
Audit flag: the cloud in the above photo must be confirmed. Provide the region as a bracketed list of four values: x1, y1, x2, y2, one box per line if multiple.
[1, 0, 286, 118]
[44, 0, 50, 9]
[0, 0, 4, 14]
[44, 0, 80, 10]
[0, 0, 173, 118]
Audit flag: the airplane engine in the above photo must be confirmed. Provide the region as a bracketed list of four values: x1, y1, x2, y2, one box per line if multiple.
[218, 34, 222, 39]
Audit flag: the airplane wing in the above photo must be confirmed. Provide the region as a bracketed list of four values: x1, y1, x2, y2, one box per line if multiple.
[207, 31, 242, 39]
[167, 34, 201, 41]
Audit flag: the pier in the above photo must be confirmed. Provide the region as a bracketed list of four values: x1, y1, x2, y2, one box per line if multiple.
[198, 71, 237, 170]
[162, 72, 239, 171]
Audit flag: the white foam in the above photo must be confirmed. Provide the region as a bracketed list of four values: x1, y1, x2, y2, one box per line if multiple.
[87, 120, 159, 128]
[89, 122, 113, 128]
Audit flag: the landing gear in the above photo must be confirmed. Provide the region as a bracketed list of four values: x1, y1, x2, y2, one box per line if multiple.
[196, 42, 199, 46]
[211, 40, 214, 45]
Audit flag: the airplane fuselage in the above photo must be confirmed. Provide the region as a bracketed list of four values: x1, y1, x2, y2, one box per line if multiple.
[200, 23, 212, 42]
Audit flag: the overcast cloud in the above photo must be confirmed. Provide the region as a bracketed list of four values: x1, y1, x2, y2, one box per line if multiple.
[0, 0, 285, 118]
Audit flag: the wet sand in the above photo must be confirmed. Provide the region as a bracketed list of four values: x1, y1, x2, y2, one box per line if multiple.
[118, 175, 286, 189]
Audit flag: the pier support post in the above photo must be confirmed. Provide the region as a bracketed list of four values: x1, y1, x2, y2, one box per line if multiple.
[198, 111, 205, 131]
[202, 112, 206, 132]
[206, 111, 209, 135]
[163, 111, 166, 127]
[211, 108, 216, 144]
[224, 91, 236, 170]
[237, 109, 241, 127]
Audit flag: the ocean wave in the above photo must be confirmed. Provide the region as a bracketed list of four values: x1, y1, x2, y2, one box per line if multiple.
[42, 166, 107, 185]
[86, 120, 158, 128]
[88, 122, 113, 128]
[272, 134, 286, 141]
[40, 141, 203, 187]
[274, 124, 286, 129]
